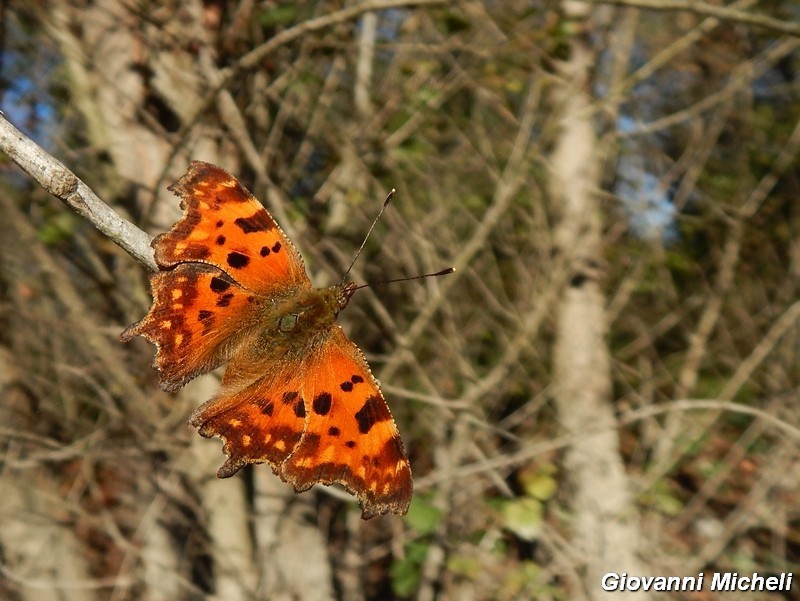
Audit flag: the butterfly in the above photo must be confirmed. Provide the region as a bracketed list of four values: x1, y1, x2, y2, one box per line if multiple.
[121, 161, 412, 519]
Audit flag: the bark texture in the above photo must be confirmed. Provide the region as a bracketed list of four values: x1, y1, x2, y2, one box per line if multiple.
[550, 6, 650, 599]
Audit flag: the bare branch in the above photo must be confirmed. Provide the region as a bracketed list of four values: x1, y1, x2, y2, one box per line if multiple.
[580, 0, 800, 36]
[621, 399, 800, 443]
[0, 114, 156, 271]
[171, 0, 448, 171]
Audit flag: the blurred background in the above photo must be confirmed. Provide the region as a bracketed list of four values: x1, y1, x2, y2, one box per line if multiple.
[0, 1, 799, 600]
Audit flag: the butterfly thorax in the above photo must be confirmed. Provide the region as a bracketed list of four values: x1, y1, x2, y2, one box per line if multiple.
[267, 282, 356, 340]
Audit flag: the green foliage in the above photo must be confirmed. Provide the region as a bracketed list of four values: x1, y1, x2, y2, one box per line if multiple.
[389, 495, 445, 596]
[640, 480, 684, 517]
[37, 212, 77, 245]
[446, 553, 482, 579]
[500, 497, 543, 541]
[438, 9, 471, 34]
[390, 539, 430, 597]
[520, 463, 558, 500]
[497, 561, 561, 601]
[258, 4, 298, 27]
[405, 495, 444, 535]
[494, 464, 558, 542]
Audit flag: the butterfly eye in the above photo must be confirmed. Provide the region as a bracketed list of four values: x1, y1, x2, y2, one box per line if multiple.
[339, 282, 357, 309]
[277, 314, 298, 332]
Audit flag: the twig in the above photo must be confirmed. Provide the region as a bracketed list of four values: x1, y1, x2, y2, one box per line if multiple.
[621, 399, 800, 444]
[579, 0, 800, 37]
[381, 71, 542, 381]
[624, 38, 800, 138]
[417, 397, 800, 489]
[0, 114, 156, 271]
[620, 0, 756, 94]
[719, 300, 800, 401]
[167, 0, 448, 183]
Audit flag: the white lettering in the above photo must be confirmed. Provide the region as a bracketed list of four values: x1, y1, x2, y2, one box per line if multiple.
[601, 573, 619, 591]
[641, 576, 656, 590]
[602, 573, 710, 592]
[600, 572, 793, 593]
[686, 573, 704, 590]
[651, 577, 666, 591]
[712, 572, 733, 590]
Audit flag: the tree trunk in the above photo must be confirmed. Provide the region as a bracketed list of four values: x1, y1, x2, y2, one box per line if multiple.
[550, 6, 650, 599]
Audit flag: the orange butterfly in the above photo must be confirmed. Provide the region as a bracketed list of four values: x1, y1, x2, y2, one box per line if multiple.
[121, 161, 412, 518]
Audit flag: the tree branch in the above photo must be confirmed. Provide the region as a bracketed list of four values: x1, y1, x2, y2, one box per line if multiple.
[169, 0, 447, 177]
[0, 114, 156, 271]
[580, 0, 800, 37]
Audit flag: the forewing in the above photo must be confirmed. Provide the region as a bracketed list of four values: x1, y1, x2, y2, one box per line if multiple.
[156, 160, 310, 294]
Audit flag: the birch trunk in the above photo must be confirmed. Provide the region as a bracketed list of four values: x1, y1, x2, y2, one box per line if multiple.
[550, 5, 650, 599]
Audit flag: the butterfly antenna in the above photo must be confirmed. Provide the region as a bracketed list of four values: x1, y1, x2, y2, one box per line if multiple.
[341, 188, 395, 283]
[353, 267, 456, 291]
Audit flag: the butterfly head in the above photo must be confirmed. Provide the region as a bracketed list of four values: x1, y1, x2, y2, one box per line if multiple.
[306, 282, 358, 324]
[338, 281, 358, 312]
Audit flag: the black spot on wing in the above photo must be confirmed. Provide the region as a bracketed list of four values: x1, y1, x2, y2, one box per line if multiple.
[235, 212, 274, 234]
[341, 374, 364, 392]
[181, 243, 211, 260]
[293, 399, 306, 418]
[216, 293, 234, 307]
[210, 277, 230, 293]
[258, 398, 274, 416]
[198, 309, 215, 333]
[313, 392, 332, 416]
[354, 395, 389, 434]
[227, 251, 250, 269]
[328, 426, 340, 436]
[283, 391, 299, 404]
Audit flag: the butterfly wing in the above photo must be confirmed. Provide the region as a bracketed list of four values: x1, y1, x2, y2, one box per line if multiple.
[188, 362, 309, 478]
[284, 326, 412, 518]
[156, 160, 310, 294]
[191, 326, 412, 519]
[122, 161, 311, 391]
[121, 264, 267, 391]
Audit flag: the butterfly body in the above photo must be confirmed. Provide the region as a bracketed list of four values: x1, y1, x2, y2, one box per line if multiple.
[270, 282, 355, 336]
[122, 161, 412, 518]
